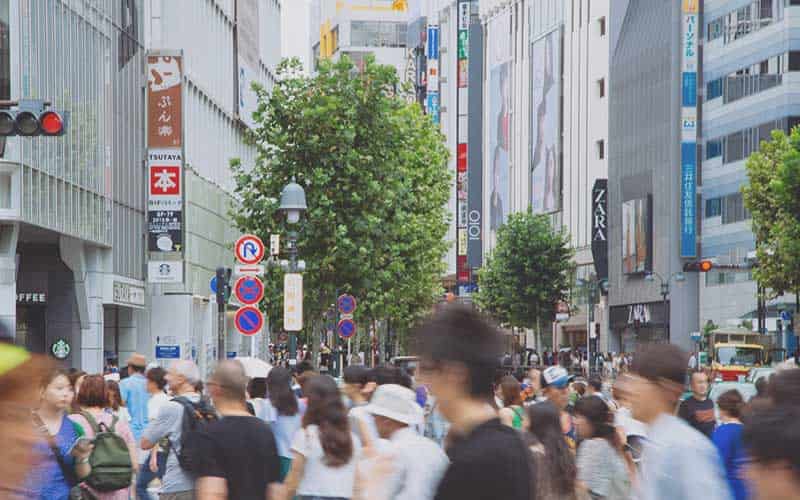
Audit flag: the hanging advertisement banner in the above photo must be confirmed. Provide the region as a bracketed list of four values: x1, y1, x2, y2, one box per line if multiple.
[236, 0, 260, 129]
[467, 22, 484, 269]
[147, 55, 183, 149]
[680, 2, 698, 257]
[591, 179, 608, 280]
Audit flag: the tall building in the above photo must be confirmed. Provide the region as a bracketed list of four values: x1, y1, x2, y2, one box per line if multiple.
[310, 0, 410, 77]
[608, 0, 700, 352]
[478, 0, 610, 350]
[700, 0, 798, 344]
[144, 0, 282, 375]
[3, 0, 146, 372]
[282, 0, 313, 72]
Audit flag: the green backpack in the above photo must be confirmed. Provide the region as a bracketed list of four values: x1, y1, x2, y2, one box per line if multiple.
[80, 411, 133, 492]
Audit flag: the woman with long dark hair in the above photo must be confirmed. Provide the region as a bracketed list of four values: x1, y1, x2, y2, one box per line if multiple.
[498, 375, 526, 429]
[265, 367, 303, 481]
[573, 396, 632, 499]
[526, 401, 579, 500]
[281, 375, 359, 499]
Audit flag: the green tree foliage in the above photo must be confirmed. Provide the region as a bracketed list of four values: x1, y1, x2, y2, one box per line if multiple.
[742, 128, 800, 298]
[230, 57, 451, 344]
[475, 211, 574, 330]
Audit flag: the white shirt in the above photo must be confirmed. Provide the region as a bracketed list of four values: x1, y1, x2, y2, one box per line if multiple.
[349, 404, 379, 444]
[147, 391, 170, 421]
[384, 427, 449, 500]
[291, 425, 362, 497]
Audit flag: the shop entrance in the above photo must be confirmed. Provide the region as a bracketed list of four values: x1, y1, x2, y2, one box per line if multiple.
[16, 304, 46, 354]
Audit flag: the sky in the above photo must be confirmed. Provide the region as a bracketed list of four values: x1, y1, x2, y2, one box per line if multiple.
[281, 0, 312, 72]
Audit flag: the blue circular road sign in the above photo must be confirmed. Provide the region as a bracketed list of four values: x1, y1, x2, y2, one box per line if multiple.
[210, 276, 218, 294]
[337, 318, 356, 339]
[235, 306, 264, 336]
[234, 276, 264, 305]
[338, 294, 357, 315]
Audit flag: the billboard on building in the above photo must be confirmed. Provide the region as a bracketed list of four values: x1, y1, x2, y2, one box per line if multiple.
[622, 197, 652, 274]
[680, 0, 698, 257]
[147, 55, 182, 149]
[488, 10, 511, 233]
[237, 0, 260, 129]
[530, 28, 561, 214]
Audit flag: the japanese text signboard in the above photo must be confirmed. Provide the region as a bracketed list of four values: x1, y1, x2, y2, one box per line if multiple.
[147, 55, 183, 149]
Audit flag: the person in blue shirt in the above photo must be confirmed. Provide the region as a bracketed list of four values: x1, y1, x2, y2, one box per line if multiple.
[119, 353, 150, 473]
[712, 390, 749, 500]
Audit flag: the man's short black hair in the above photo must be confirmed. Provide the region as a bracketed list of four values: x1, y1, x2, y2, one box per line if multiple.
[588, 375, 602, 392]
[368, 366, 400, 386]
[768, 369, 800, 406]
[295, 361, 314, 376]
[414, 305, 503, 399]
[744, 404, 800, 477]
[343, 365, 369, 385]
[631, 344, 687, 386]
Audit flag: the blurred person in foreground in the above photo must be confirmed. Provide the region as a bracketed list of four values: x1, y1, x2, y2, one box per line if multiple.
[678, 369, 715, 439]
[416, 306, 533, 500]
[574, 395, 632, 499]
[343, 365, 379, 443]
[711, 390, 749, 500]
[629, 344, 731, 500]
[191, 360, 281, 500]
[264, 366, 303, 481]
[363, 383, 448, 500]
[526, 401, 580, 500]
[743, 400, 800, 499]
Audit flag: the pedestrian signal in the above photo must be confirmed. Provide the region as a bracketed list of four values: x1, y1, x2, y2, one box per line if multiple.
[683, 260, 714, 272]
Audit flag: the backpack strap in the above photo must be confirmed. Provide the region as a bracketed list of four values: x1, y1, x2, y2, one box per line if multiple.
[32, 412, 79, 487]
[107, 413, 119, 433]
[80, 410, 101, 434]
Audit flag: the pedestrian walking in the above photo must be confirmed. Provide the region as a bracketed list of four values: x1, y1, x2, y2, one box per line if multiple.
[247, 377, 270, 421]
[540, 365, 577, 450]
[678, 369, 716, 439]
[498, 375, 526, 429]
[69, 374, 137, 500]
[191, 360, 281, 499]
[343, 365, 379, 443]
[711, 390, 749, 500]
[141, 360, 209, 500]
[105, 379, 131, 423]
[362, 384, 448, 500]
[526, 401, 580, 500]
[119, 353, 149, 439]
[573, 395, 632, 499]
[280, 375, 361, 500]
[742, 396, 800, 499]
[265, 366, 303, 481]
[136, 366, 169, 500]
[416, 306, 533, 500]
[629, 344, 731, 500]
[26, 368, 93, 499]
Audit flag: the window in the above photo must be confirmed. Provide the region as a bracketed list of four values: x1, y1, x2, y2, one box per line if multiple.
[597, 140, 605, 160]
[706, 139, 722, 159]
[790, 51, 800, 71]
[705, 198, 722, 218]
[599, 17, 606, 36]
[707, 78, 723, 100]
[791, 0, 800, 6]
[722, 193, 750, 224]
[350, 21, 407, 48]
[708, 18, 724, 41]
[598, 78, 605, 98]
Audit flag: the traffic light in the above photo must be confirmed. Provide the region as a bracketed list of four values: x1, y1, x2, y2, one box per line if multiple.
[683, 260, 714, 272]
[0, 100, 68, 137]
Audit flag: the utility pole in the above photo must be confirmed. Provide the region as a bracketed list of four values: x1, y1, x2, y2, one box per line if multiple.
[216, 267, 231, 361]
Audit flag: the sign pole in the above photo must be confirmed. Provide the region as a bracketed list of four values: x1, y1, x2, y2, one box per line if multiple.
[216, 267, 227, 361]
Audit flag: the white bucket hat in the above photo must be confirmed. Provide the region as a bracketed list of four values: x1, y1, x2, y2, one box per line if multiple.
[365, 384, 424, 425]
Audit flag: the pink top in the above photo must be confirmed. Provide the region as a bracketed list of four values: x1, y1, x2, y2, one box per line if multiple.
[69, 409, 136, 500]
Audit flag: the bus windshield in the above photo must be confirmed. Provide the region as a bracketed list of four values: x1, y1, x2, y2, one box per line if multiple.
[716, 346, 762, 367]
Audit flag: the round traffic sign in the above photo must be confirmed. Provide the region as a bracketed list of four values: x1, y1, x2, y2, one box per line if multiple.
[337, 294, 357, 315]
[235, 234, 265, 265]
[234, 306, 264, 336]
[337, 318, 356, 339]
[234, 276, 264, 305]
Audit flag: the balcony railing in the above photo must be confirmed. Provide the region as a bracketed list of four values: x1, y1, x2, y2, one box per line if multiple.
[724, 73, 783, 104]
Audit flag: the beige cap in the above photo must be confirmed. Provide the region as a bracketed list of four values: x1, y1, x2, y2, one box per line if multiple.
[127, 353, 147, 368]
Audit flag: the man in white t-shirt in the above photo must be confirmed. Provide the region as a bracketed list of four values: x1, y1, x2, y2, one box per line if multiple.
[136, 366, 171, 500]
[343, 365, 379, 443]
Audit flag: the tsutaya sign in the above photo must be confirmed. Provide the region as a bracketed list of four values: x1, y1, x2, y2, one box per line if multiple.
[591, 179, 609, 281]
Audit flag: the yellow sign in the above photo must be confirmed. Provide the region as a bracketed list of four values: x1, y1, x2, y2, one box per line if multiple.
[392, 0, 408, 11]
[458, 229, 467, 256]
[682, 0, 698, 14]
[284, 273, 303, 331]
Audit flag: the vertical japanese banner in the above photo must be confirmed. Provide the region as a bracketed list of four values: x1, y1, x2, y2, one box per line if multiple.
[426, 20, 440, 125]
[680, 0, 698, 257]
[456, 0, 472, 286]
[147, 53, 184, 283]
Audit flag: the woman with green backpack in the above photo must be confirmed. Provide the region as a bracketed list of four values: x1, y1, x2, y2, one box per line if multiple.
[69, 374, 138, 499]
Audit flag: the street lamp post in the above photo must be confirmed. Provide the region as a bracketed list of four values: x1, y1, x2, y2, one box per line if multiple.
[576, 276, 608, 375]
[279, 178, 307, 364]
[644, 271, 685, 343]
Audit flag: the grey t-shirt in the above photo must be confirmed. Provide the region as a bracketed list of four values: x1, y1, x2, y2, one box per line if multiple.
[577, 438, 630, 499]
[142, 392, 201, 493]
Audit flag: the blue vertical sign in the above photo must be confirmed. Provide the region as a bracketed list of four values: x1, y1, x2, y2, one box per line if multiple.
[680, 2, 699, 257]
[426, 26, 439, 59]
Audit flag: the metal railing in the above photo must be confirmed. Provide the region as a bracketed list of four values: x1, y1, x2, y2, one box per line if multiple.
[724, 73, 782, 104]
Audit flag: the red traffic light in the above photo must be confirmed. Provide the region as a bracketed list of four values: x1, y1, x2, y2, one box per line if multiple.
[39, 111, 64, 136]
[683, 260, 714, 272]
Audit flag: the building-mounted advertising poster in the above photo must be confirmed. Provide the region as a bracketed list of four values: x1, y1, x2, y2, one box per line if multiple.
[530, 27, 562, 214]
[680, 0, 698, 257]
[488, 9, 511, 235]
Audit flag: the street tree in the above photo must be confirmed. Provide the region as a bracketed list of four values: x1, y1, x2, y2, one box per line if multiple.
[230, 57, 450, 358]
[743, 128, 800, 303]
[475, 210, 574, 338]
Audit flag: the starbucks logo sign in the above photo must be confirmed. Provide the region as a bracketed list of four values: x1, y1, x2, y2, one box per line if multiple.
[51, 339, 70, 360]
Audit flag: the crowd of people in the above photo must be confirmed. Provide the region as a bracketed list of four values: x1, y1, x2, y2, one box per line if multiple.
[0, 305, 798, 499]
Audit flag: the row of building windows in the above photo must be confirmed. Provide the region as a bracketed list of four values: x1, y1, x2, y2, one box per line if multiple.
[706, 117, 800, 163]
[707, 0, 781, 45]
[350, 21, 407, 48]
[704, 192, 750, 224]
[706, 52, 800, 103]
